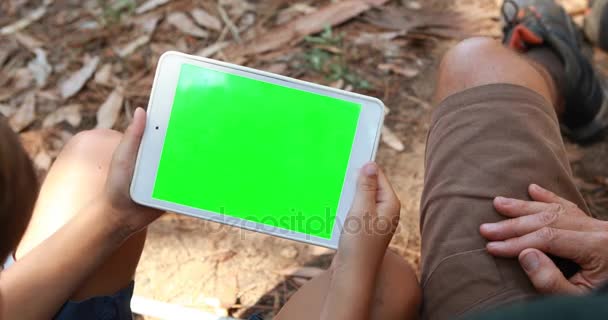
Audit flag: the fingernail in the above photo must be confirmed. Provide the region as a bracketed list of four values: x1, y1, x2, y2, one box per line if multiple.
[487, 241, 503, 250]
[480, 223, 497, 232]
[530, 184, 542, 192]
[494, 197, 511, 206]
[520, 251, 539, 272]
[363, 162, 377, 176]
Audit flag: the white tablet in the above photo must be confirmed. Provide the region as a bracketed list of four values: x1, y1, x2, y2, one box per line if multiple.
[131, 51, 384, 248]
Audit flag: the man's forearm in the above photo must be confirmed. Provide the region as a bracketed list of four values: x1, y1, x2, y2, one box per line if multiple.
[0, 200, 129, 320]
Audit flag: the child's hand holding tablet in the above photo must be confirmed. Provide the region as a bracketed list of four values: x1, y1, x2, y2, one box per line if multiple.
[1, 49, 417, 320]
[131, 51, 386, 248]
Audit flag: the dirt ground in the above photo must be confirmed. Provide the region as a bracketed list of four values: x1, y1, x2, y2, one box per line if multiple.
[2, 0, 608, 319]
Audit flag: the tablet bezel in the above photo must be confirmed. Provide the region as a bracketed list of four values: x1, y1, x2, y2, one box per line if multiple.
[131, 51, 384, 249]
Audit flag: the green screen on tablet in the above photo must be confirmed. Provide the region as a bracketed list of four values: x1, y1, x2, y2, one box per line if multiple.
[152, 63, 361, 239]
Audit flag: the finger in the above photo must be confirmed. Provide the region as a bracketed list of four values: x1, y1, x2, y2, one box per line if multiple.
[375, 167, 399, 209]
[123, 107, 147, 155]
[481, 211, 604, 241]
[350, 162, 379, 213]
[518, 248, 584, 294]
[493, 196, 555, 218]
[375, 168, 400, 232]
[486, 227, 588, 262]
[528, 184, 579, 211]
[481, 211, 559, 241]
[112, 107, 147, 169]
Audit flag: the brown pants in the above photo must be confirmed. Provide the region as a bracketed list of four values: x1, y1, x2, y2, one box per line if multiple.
[420, 84, 589, 319]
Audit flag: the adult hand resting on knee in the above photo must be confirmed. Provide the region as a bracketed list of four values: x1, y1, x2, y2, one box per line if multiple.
[480, 184, 608, 294]
[320, 162, 402, 320]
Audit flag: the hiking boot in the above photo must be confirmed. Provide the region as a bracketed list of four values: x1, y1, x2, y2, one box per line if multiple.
[502, 0, 608, 143]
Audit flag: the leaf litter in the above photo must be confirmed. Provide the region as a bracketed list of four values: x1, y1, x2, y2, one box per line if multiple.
[9, 92, 36, 132]
[381, 125, 405, 152]
[96, 87, 124, 129]
[224, 0, 390, 60]
[135, 0, 170, 15]
[93, 63, 115, 87]
[58, 55, 99, 100]
[167, 12, 209, 39]
[42, 104, 82, 128]
[0, 0, 53, 35]
[192, 8, 222, 31]
[27, 48, 52, 87]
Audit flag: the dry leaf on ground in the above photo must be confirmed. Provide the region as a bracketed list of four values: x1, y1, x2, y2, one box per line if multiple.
[9, 93, 36, 132]
[33, 150, 52, 171]
[276, 3, 317, 25]
[36, 90, 61, 101]
[139, 14, 162, 34]
[0, 104, 15, 117]
[0, 40, 18, 69]
[330, 78, 344, 89]
[353, 31, 405, 57]
[135, 0, 170, 14]
[14, 68, 34, 90]
[167, 12, 209, 38]
[0, 0, 51, 35]
[353, 31, 404, 44]
[18, 129, 44, 157]
[46, 129, 73, 158]
[116, 35, 151, 58]
[14, 32, 44, 51]
[261, 63, 287, 75]
[364, 6, 468, 39]
[196, 41, 230, 58]
[403, 93, 431, 110]
[225, 0, 389, 60]
[96, 88, 124, 129]
[42, 104, 82, 128]
[405, 1, 422, 10]
[94, 63, 114, 86]
[378, 63, 419, 78]
[117, 15, 162, 58]
[221, 0, 255, 19]
[0, 68, 33, 101]
[382, 125, 405, 152]
[237, 11, 255, 32]
[59, 55, 99, 99]
[191, 8, 222, 31]
[27, 48, 52, 87]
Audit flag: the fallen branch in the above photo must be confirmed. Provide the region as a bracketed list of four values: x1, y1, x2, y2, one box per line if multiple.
[224, 0, 389, 61]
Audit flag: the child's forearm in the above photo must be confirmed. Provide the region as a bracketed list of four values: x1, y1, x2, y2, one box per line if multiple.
[320, 261, 381, 320]
[0, 200, 129, 320]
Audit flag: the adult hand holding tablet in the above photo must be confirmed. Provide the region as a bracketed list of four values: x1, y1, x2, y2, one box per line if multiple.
[131, 51, 385, 248]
